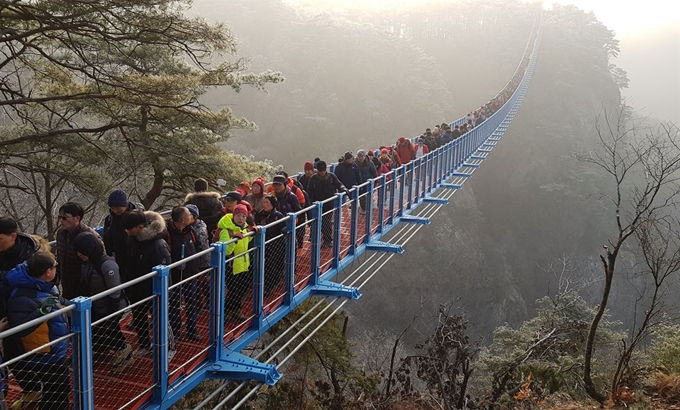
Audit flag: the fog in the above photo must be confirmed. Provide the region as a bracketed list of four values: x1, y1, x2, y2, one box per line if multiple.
[617, 23, 680, 123]
[190, 0, 679, 341]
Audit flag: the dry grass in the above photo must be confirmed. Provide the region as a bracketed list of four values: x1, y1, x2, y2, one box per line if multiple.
[653, 372, 680, 399]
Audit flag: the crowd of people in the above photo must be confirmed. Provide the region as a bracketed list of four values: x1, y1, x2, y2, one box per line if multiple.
[0, 62, 528, 410]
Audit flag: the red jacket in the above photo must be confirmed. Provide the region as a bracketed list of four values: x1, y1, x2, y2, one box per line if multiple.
[396, 138, 414, 164]
[412, 143, 430, 158]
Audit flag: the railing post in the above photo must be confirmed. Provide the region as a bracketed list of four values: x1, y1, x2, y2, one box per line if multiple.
[284, 214, 297, 305]
[152, 265, 170, 405]
[310, 201, 323, 285]
[365, 179, 374, 241]
[350, 187, 360, 255]
[252, 227, 266, 331]
[71, 296, 94, 410]
[209, 242, 226, 361]
[414, 159, 421, 204]
[398, 165, 406, 216]
[407, 162, 414, 210]
[334, 191, 347, 267]
[378, 174, 386, 234]
[388, 171, 396, 224]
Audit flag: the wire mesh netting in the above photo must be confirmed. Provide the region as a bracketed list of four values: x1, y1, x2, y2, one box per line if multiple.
[319, 203, 337, 273]
[262, 218, 288, 313]
[167, 265, 214, 380]
[3, 327, 75, 410]
[224, 246, 257, 343]
[339, 196, 354, 260]
[293, 214, 315, 292]
[356, 186, 370, 246]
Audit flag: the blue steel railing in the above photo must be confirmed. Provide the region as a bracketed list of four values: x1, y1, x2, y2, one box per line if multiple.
[0, 19, 542, 410]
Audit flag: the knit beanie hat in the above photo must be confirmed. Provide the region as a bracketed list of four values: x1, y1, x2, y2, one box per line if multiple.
[344, 151, 353, 160]
[185, 204, 200, 219]
[72, 232, 104, 265]
[304, 161, 314, 171]
[108, 190, 128, 208]
[233, 204, 249, 216]
[356, 149, 366, 157]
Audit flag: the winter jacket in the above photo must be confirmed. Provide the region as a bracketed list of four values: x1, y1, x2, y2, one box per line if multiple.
[307, 172, 346, 208]
[396, 139, 414, 164]
[56, 223, 104, 300]
[72, 232, 127, 320]
[165, 218, 200, 286]
[191, 219, 210, 268]
[244, 178, 265, 213]
[103, 201, 142, 282]
[0, 233, 41, 279]
[267, 178, 306, 207]
[5, 263, 69, 364]
[356, 159, 378, 183]
[413, 143, 430, 159]
[184, 191, 224, 234]
[125, 212, 171, 303]
[217, 214, 252, 275]
[334, 161, 362, 189]
[0, 233, 43, 317]
[274, 187, 302, 216]
[298, 174, 313, 192]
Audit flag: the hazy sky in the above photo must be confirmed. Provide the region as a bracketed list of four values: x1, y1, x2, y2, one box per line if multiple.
[546, 0, 680, 122]
[284, 0, 680, 122]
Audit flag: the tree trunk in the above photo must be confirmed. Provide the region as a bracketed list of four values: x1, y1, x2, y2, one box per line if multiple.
[583, 253, 614, 403]
[142, 166, 165, 210]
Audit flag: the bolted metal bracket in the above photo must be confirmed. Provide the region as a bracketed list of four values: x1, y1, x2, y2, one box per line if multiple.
[366, 240, 404, 254]
[311, 280, 361, 299]
[423, 197, 449, 205]
[210, 350, 281, 385]
[440, 183, 462, 190]
[400, 215, 430, 225]
[451, 172, 472, 178]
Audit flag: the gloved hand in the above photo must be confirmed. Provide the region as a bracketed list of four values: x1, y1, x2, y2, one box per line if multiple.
[231, 232, 244, 240]
[40, 296, 60, 315]
[247, 226, 260, 234]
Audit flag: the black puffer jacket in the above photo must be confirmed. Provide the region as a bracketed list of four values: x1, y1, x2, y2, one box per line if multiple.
[165, 218, 200, 286]
[0, 233, 41, 279]
[56, 223, 104, 300]
[0, 233, 43, 319]
[72, 232, 127, 319]
[103, 202, 142, 282]
[184, 191, 224, 234]
[307, 172, 346, 204]
[125, 212, 171, 303]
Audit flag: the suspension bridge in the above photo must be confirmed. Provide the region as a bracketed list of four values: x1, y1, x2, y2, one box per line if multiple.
[0, 16, 542, 410]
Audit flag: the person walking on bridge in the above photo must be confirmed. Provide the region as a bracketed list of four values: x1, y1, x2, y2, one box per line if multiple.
[184, 178, 224, 237]
[121, 210, 175, 357]
[355, 150, 377, 213]
[103, 189, 143, 284]
[306, 161, 346, 248]
[334, 152, 362, 191]
[396, 137, 414, 165]
[56, 202, 104, 300]
[72, 232, 133, 374]
[166, 206, 201, 342]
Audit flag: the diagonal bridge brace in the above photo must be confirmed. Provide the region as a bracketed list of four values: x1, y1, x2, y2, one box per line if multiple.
[209, 350, 281, 385]
[400, 215, 430, 225]
[311, 279, 361, 299]
[366, 240, 404, 254]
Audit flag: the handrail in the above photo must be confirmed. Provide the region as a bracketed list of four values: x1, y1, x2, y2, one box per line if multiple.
[0, 16, 543, 410]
